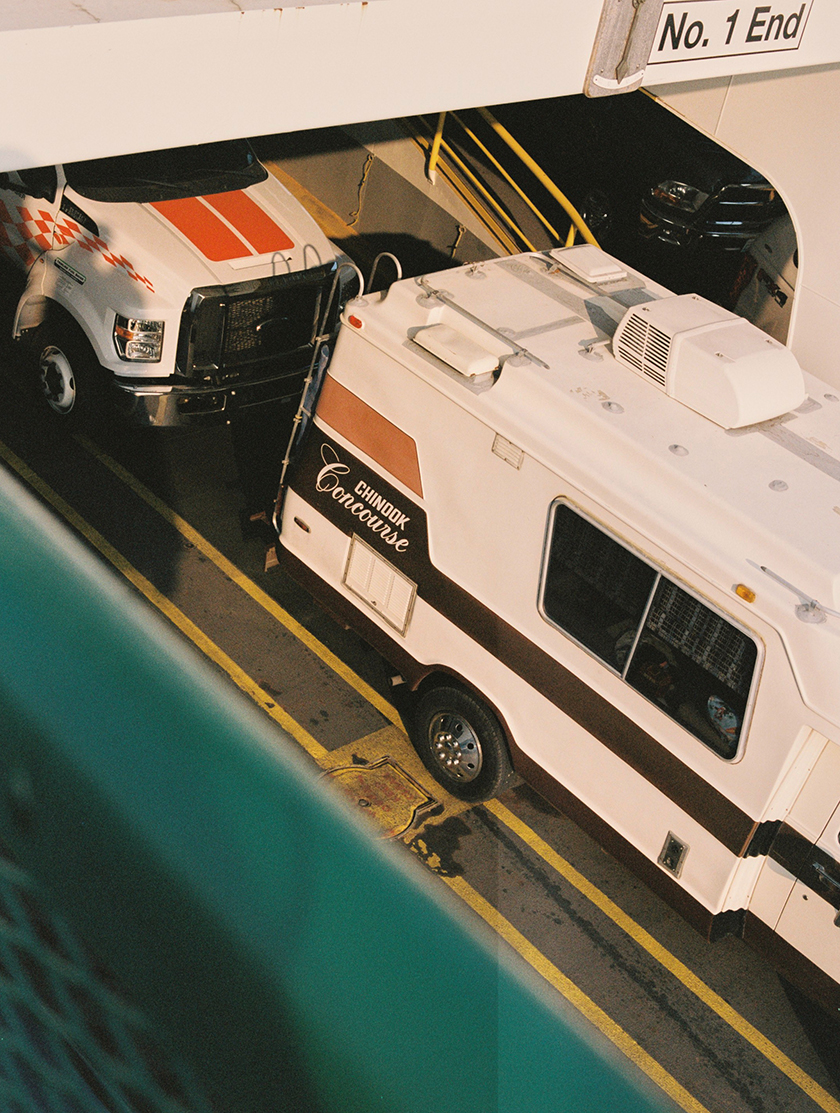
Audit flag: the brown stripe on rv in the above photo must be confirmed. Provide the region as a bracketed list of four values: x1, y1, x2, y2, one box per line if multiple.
[769, 822, 840, 912]
[316, 375, 424, 497]
[288, 430, 756, 856]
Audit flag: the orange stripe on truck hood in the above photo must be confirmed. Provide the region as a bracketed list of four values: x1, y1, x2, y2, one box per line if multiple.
[151, 191, 294, 262]
[204, 190, 294, 255]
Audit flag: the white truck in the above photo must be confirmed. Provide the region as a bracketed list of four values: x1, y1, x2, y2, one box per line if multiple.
[274, 242, 840, 1015]
[0, 139, 350, 426]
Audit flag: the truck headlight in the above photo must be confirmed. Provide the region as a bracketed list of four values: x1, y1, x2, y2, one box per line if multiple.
[114, 315, 164, 362]
[650, 180, 710, 213]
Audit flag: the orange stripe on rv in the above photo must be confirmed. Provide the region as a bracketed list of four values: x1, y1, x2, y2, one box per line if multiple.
[151, 197, 247, 262]
[316, 375, 423, 498]
[204, 191, 294, 254]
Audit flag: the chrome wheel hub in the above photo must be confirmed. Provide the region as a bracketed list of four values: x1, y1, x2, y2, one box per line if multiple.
[428, 712, 483, 783]
[39, 346, 76, 415]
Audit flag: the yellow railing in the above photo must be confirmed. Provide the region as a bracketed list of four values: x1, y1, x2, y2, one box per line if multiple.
[420, 107, 600, 253]
[420, 113, 530, 253]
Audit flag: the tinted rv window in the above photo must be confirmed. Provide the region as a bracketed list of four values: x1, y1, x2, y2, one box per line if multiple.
[542, 503, 757, 759]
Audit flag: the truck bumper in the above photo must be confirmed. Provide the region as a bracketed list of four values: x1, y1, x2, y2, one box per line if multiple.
[112, 373, 301, 427]
[638, 210, 753, 251]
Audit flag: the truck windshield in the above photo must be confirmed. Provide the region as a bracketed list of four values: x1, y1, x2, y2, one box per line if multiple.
[64, 140, 268, 203]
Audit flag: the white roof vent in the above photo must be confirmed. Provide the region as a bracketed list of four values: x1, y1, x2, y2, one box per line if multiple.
[549, 244, 628, 284]
[412, 322, 499, 381]
[612, 294, 805, 428]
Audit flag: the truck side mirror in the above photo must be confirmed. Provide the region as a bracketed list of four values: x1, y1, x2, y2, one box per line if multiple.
[18, 167, 57, 203]
[0, 167, 57, 202]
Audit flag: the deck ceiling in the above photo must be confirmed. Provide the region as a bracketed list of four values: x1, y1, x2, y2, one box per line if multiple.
[3, 0, 840, 170]
[2, 0, 600, 170]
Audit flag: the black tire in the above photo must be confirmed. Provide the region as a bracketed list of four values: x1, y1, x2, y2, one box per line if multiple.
[30, 319, 108, 428]
[411, 685, 517, 802]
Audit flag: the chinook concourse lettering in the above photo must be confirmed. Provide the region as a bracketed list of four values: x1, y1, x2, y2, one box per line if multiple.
[315, 443, 411, 551]
[353, 481, 411, 530]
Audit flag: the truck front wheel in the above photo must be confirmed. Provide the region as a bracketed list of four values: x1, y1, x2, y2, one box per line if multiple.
[412, 685, 517, 802]
[31, 322, 107, 427]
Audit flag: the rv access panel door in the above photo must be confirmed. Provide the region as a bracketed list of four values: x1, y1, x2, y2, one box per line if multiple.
[770, 794, 840, 997]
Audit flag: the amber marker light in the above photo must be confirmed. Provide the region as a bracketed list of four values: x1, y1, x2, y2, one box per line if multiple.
[735, 584, 756, 604]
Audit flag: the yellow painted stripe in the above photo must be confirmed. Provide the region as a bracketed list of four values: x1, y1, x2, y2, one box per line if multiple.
[74, 435, 405, 732]
[440, 873, 710, 1113]
[0, 440, 328, 762]
[487, 799, 840, 1113]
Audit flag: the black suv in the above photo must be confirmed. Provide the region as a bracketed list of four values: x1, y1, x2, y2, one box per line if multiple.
[636, 139, 781, 252]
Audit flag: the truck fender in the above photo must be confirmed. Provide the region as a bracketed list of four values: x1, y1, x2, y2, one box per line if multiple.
[13, 291, 49, 336]
[20, 298, 112, 376]
[12, 255, 51, 336]
[18, 295, 98, 363]
[14, 256, 112, 370]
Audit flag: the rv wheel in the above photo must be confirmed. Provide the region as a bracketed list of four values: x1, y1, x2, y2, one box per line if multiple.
[412, 686, 516, 802]
[30, 320, 107, 428]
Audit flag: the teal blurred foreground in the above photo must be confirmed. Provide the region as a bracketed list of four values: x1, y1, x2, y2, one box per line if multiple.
[0, 464, 669, 1113]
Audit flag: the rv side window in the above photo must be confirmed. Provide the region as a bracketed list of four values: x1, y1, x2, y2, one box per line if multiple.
[541, 503, 757, 759]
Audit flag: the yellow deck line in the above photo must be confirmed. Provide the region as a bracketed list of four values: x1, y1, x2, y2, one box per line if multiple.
[486, 799, 840, 1113]
[441, 873, 710, 1113]
[74, 435, 405, 733]
[8, 437, 836, 1112]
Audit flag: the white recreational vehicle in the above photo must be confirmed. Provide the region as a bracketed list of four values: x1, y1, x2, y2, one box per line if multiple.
[274, 242, 840, 1014]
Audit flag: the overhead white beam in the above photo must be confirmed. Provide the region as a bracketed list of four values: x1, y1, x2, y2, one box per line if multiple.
[7, 1, 840, 173]
[0, 0, 602, 171]
[4, 0, 323, 32]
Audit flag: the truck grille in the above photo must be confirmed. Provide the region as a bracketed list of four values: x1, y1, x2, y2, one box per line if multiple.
[223, 283, 320, 364]
[179, 262, 339, 384]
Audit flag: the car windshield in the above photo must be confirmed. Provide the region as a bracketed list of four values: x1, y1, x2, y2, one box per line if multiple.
[64, 140, 268, 203]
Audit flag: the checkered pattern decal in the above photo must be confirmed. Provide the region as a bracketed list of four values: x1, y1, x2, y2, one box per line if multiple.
[0, 198, 155, 293]
[0, 199, 52, 267]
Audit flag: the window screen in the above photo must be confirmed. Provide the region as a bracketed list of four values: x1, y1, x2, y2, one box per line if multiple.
[542, 503, 757, 758]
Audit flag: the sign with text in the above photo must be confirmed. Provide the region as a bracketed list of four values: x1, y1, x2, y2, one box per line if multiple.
[648, 1, 812, 65]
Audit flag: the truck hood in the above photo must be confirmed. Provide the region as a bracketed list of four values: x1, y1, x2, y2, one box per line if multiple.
[60, 172, 336, 304]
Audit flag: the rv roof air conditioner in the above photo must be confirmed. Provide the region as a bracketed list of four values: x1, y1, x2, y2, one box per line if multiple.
[612, 293, 806, 429]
